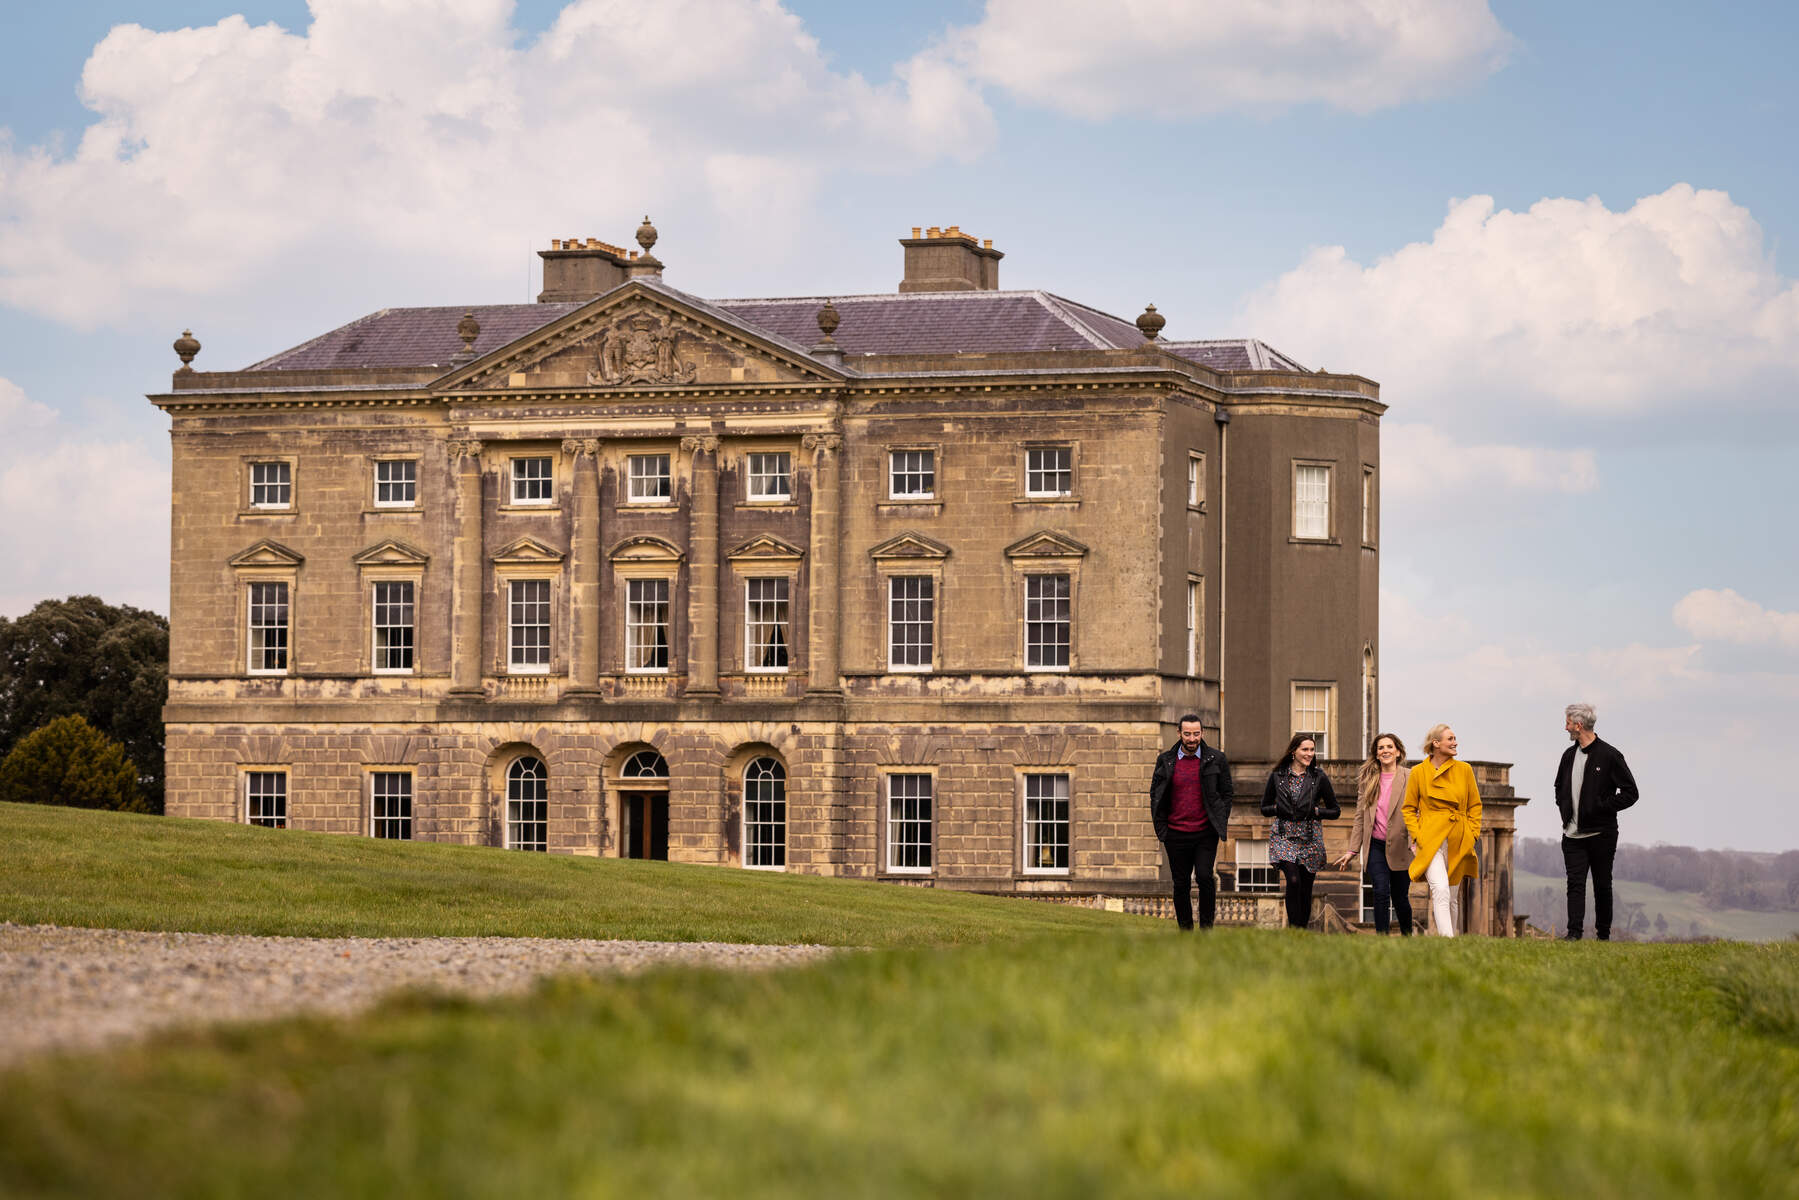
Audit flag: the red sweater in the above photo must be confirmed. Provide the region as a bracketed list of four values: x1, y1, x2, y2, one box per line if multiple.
[1167, 754, 1209, 833]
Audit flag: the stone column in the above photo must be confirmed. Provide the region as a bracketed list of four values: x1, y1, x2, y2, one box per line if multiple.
[682, 435, 721, 694]
[564, 438, 602, 694]
[803, 431, 843, 694]
[448, 439, 485, 695]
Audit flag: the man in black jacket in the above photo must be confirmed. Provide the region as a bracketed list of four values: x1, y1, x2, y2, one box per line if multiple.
[1150, 714, 1234, 930]
[1555, 702, 1639, 940]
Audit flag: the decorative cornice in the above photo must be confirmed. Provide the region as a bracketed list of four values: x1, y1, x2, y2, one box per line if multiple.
[868, 531, 952, 561]
[1003, 529, 1090, 560]
[352, 539, 431, 568]
[609, 535, 685, 563]
[227, 539, 305, 569]
[491, 536, 566, 566]
[726, 534, 807, 562]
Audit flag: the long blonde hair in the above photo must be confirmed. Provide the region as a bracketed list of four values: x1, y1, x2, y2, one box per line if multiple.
[1357, 732, 1407, 807]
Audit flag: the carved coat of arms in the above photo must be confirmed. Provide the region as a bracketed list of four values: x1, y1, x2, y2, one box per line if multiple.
[588, 313, 697, 386]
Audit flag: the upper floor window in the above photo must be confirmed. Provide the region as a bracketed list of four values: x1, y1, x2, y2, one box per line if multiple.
[1186, 578, 1201, 676]
[1362, 467, 1376, 547]
[250, 461, 291, 509]
[372, 580, 415, 674]
[1294, 463, 1331, 540]
[628, 454, 672, 503]
[746, 452, 791, 502]
[1292, 683, 1334, 758]
[511, 457, 553, 505]
[888, 576, 934, 672]
[1024, 573, 1071, 670]
[627, 578, 671, 673]
[371, 771, 412, 840]
[246, 771, 287, 828]
[247, 581, 289, 674]
[889, 449, 936, 499]
[375, 460, 417, 507]
[1188, 453, 1205, 508]
[1026, 446, 1073, 497]
[743, 757, 787, 870]
[745, 578, 790, 672]
[508, 579, 551, 673]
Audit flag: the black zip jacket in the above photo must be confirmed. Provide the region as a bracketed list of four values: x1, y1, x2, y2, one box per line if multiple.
[1259, 764, 1340, 822]
[1150, 740, 1234, 841]
[1554, 736, 1639, 834]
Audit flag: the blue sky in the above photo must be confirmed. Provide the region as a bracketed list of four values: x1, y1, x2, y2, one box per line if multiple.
[2, 1, 1795, 851]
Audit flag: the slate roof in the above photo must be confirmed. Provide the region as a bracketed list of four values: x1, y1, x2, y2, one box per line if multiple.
[241, 285, 1306, 375]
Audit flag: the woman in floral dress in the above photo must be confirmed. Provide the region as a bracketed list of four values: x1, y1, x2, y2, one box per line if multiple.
[1259, 733, 1340, 929]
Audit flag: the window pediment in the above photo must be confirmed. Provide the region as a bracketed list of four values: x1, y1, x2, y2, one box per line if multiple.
[492, 536, 566, 566]
[869, 531, 951, 561]
[1004, 529, 1089, 560]
[228, 539, 305, 569]
[726, 534, 806, 563]
[609, 535, 685, 564]
[353, 539, 431, 569]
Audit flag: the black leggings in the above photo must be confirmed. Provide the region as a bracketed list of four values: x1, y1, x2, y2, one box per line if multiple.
[1280, 862, 1316, 929]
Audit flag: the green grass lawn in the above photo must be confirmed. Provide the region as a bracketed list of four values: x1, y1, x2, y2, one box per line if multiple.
[2, 934, 1796, 1198]
[0, 801, 1148, 946]
[3, 803, 1797, 1198]
[1515, 869, 1799, 942]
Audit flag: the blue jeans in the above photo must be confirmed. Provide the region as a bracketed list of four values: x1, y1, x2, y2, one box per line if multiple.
[1368, 838, 1414, 936]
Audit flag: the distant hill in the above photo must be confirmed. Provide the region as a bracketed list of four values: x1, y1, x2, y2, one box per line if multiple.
[1514, 870, 1799, 942]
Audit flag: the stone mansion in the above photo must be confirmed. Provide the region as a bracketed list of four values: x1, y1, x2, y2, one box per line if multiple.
[152, 221, 1522, 933]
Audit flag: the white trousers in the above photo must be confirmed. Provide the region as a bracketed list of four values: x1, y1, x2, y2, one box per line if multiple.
[1424, 843, 1457, 937]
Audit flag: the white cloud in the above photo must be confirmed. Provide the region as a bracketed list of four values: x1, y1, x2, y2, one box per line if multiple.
[0, 378, 168, 616]
[1382, 422, 1598, 495]
[943, 0, 1512, 119]
[1673, 588, 1799, 650]
[1242, 185, 1799, 427]
[0, 0, 994, 327]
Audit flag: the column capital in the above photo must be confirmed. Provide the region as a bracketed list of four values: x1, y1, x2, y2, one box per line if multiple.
[679, 434, 720, 456]
[447, 438, 482, 464]
[801, 432, 842, 453]
[561, 437, 600, 457]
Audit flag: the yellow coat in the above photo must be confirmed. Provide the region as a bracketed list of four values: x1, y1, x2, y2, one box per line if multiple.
[1402, 758, 1482, 884]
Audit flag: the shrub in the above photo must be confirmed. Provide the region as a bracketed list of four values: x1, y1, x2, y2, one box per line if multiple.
[0, 715, 148, 813]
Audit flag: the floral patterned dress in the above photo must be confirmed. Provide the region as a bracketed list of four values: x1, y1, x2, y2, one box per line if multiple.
[1268, 769, 1325, 872]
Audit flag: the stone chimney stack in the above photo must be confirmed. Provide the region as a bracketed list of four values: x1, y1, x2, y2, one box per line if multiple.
[537, 237, 633, 302]
[899, 225, 1002, 292]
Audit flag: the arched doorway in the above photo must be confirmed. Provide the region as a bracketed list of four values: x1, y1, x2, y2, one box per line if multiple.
[615, 749, 669, 860]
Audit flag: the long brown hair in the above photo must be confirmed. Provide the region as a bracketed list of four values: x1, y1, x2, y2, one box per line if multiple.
[1356, 732, 1407, 808]
[1275, 732, 1318, 773]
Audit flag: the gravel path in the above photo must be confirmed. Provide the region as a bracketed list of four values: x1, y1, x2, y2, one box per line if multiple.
[0, 923, 836, 1068]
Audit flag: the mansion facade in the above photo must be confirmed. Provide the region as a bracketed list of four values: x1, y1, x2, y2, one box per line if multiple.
[153, 221, 1523, 932]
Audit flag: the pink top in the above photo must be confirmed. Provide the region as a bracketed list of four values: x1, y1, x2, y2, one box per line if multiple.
[1371, 771, 1396, 842]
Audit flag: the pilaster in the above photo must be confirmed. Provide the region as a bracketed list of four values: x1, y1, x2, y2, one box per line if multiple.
[564, 438, 602, 694]
[683, 435, 721, 694]
[803, 430, 843, 694]
[448, 439, 484, 695]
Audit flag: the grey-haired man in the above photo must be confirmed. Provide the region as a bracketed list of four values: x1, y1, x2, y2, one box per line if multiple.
[1554, 703, 1639, 940]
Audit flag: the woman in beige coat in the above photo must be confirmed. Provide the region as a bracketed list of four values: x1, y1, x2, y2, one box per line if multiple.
[1333, 733, 1414, 935]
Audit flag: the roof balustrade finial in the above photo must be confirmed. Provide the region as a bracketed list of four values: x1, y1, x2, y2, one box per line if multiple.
[173, 329, 201, 371]
[1135, 303, 1166, 342]
[457, 310, 481, 352]
[636, 215, 658, 254]
[816, 299, 841, 343]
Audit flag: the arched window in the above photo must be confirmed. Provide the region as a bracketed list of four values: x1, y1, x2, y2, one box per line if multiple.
[507, 756, 547, 851]
[621, 750, 669, 779]
[742, 757, 786, 870]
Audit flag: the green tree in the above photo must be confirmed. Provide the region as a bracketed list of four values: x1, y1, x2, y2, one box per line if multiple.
[0, 596, 167, 813]
[0, 714, 147, 812]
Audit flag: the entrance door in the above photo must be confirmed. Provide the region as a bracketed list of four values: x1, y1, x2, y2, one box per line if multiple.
[621, 791, 669, 860]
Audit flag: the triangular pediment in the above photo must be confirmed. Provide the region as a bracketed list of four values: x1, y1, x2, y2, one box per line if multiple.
[435, 282, 848, 393]
[492, 536, 566, 566]
[352, 539, 431, 568]
[1004, 529, 1089, 559]
[869, 531, 952, 561]
[228, 539, 305, 568]
[726, 534, 806, 562]
[609, 535, 685, 563]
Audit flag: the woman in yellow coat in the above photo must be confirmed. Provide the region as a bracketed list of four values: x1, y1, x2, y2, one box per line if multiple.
[1402, 723, 1482, 937]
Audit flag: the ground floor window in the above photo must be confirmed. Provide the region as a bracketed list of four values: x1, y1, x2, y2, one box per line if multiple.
[886, 773, 933, 872]
[507, 757, 547, 851]
[371, 771, 412, 840]
[1235, 838, 1280, 892]
[246, 771, 287, 828]
[1023, 773, 1070, 873]
[743, 757, 786, 869]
